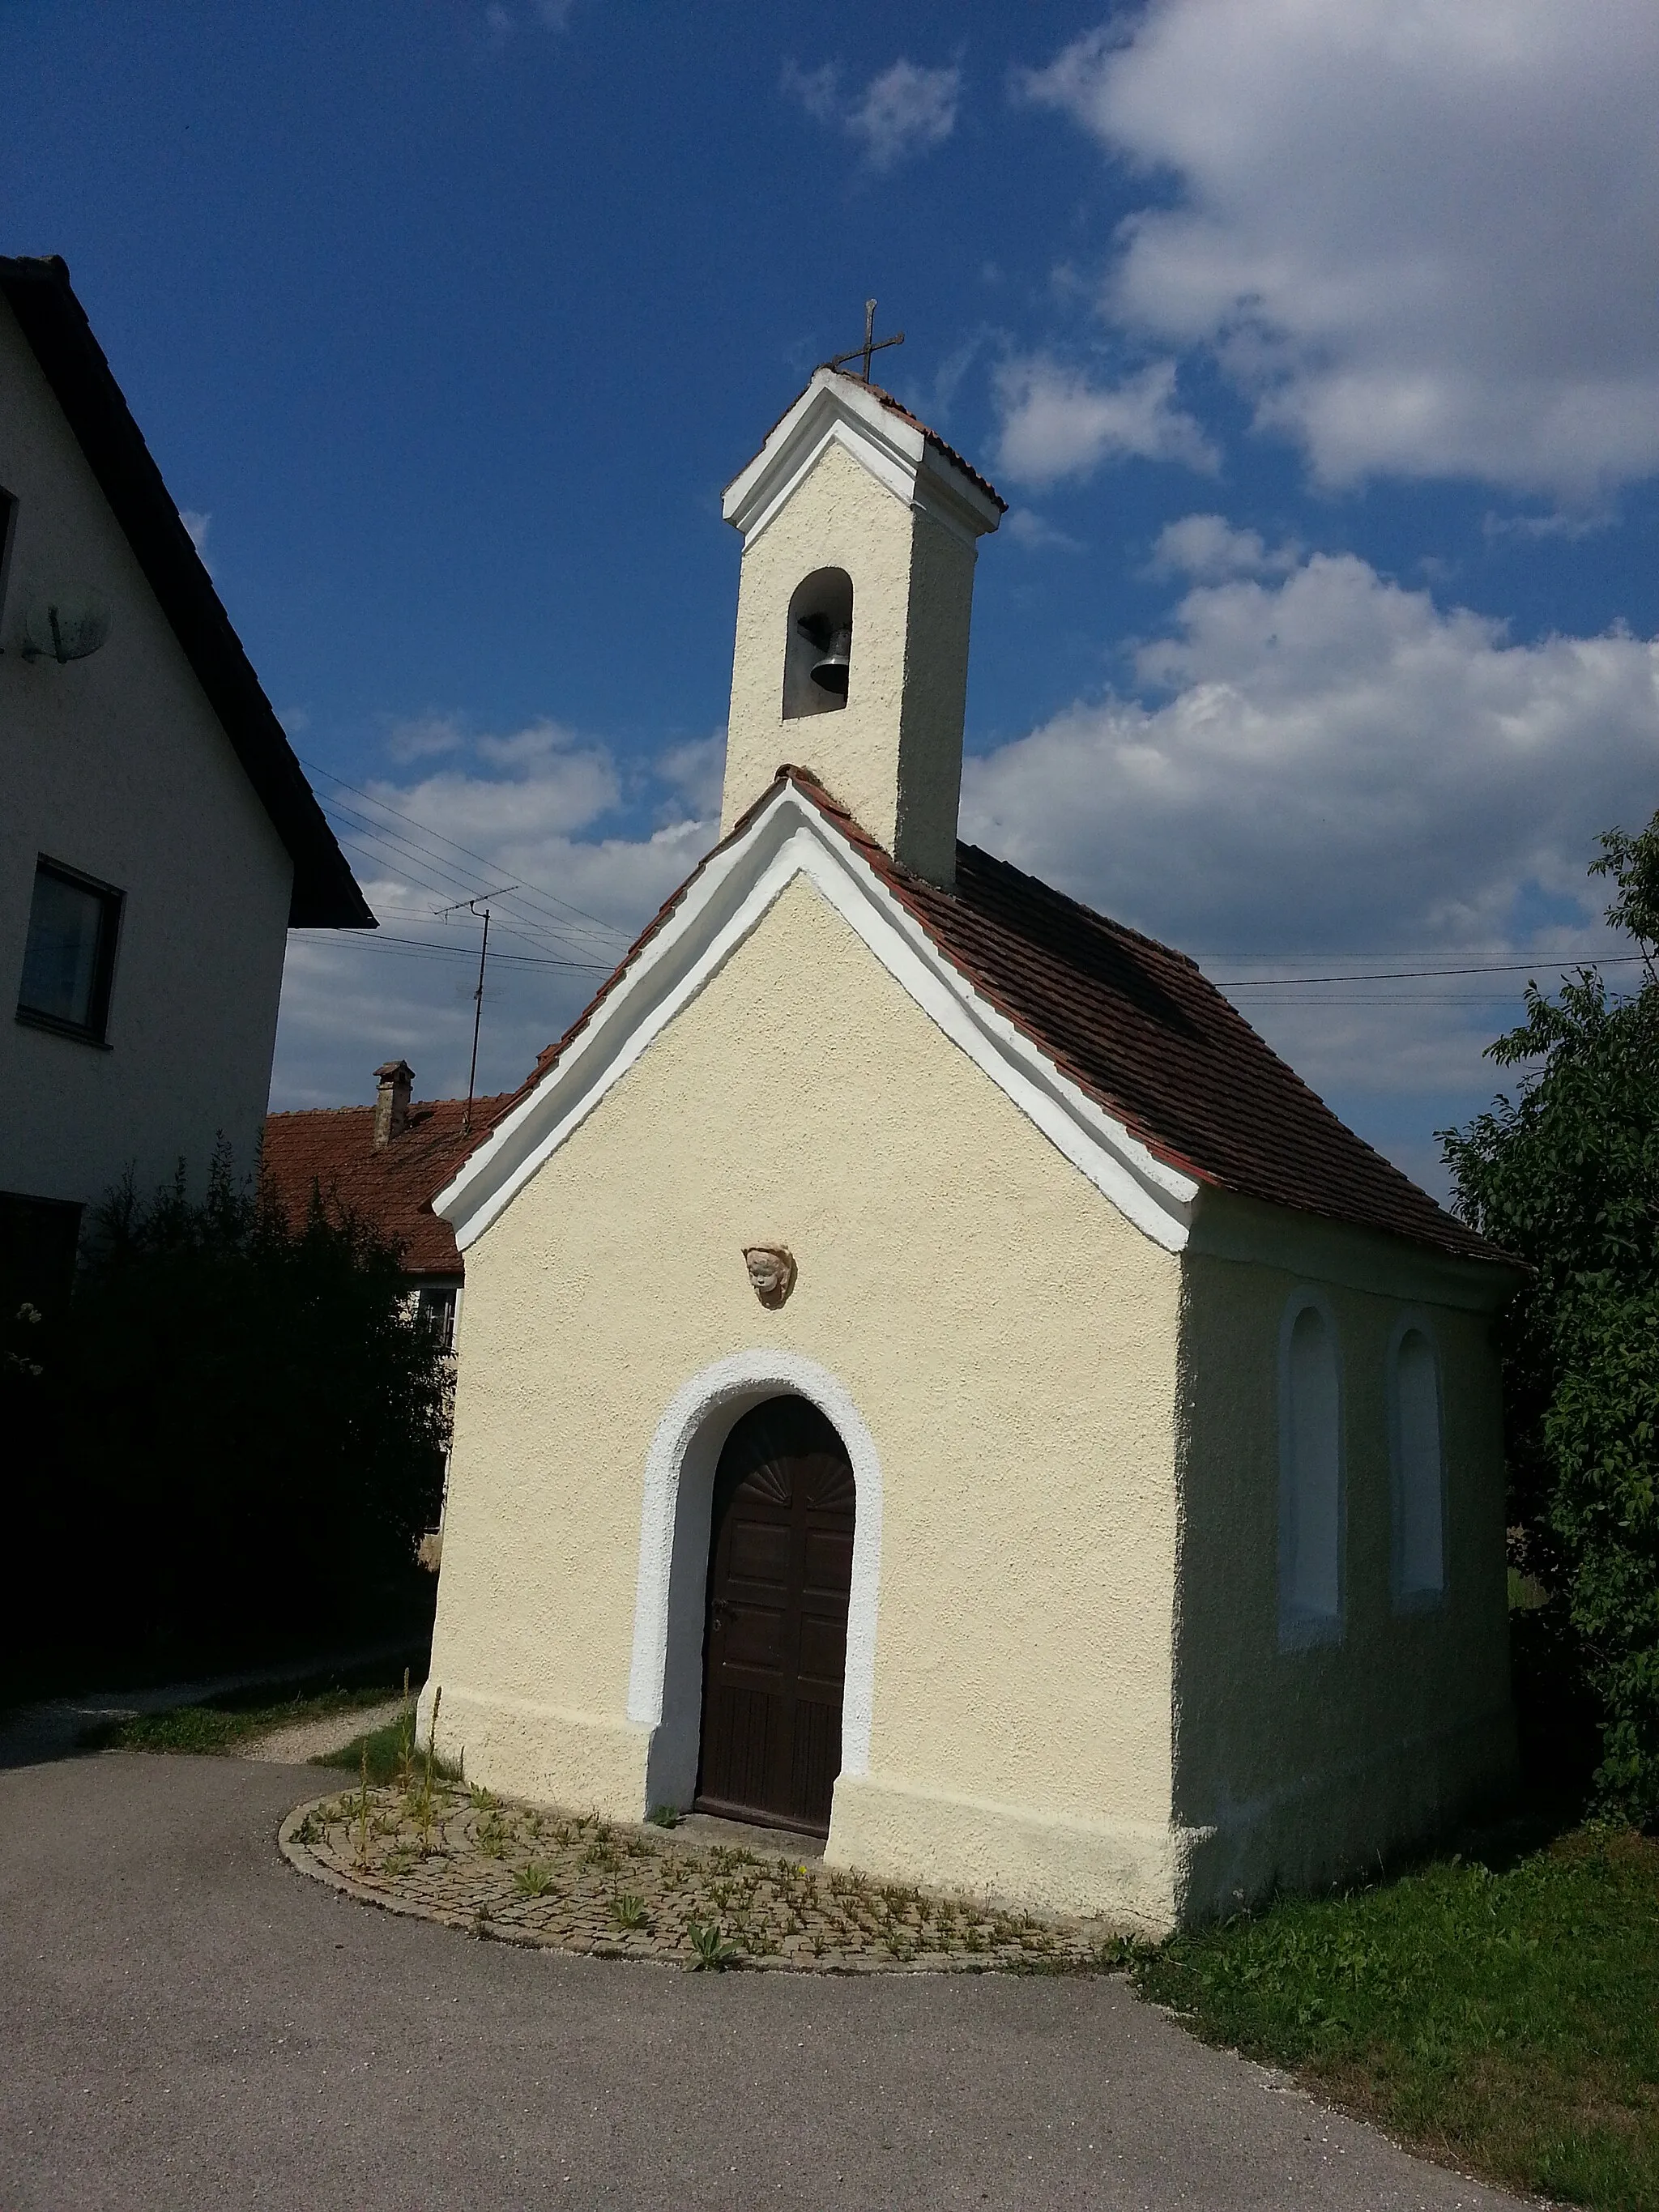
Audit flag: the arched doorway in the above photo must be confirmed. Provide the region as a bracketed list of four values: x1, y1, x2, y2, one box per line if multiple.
[694, 1395, 855, 1835]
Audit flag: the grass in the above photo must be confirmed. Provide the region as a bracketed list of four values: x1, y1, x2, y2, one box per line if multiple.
[1136, 1825, 1659, 2210]
[317, 1713, 460, 1787]
[83, 1677, 406, 1756]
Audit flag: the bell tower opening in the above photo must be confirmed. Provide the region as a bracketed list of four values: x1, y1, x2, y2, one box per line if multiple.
[783, 567, 853, 722]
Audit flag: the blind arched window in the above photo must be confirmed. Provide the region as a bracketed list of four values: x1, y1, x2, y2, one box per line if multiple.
[1391, 1323, 1445, 1605]
[1279, 1296, 1342, 1643]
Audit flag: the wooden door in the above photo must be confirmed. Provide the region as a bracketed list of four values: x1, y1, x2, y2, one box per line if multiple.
[695, 1396, 855, 1836]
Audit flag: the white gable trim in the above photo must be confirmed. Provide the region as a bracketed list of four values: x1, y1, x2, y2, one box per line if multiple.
[722, 369, 1002, 551]
[434, 782, 1200, 1254]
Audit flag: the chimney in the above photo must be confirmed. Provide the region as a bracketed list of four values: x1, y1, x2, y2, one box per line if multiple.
[373, 1060, 414, 1147]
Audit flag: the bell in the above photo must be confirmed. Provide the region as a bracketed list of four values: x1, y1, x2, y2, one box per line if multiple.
[810, 624, 852, 698]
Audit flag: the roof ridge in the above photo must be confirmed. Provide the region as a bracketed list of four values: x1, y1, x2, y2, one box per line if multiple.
[461, 768, 1499, 1266]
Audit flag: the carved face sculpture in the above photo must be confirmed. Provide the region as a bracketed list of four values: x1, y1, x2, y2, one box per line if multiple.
[743, 1244, 796, 1309]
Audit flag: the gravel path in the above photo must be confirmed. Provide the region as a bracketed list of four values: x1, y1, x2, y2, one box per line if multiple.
[244, 1695, 411, 1765]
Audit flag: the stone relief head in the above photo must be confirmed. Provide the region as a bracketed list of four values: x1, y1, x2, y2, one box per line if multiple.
[743, 1244, 797, 1310]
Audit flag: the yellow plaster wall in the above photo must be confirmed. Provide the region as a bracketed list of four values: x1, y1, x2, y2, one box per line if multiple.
[428, 872, 1187, 1926]
[1174, 1237, 1515, 1919]
[721, 441, 974, 884]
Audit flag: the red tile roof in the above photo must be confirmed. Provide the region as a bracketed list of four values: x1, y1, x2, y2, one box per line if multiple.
[517, 769, 1497, 1264]
[860, 380, 1008, 514]
[260, 1093, 512, 1277]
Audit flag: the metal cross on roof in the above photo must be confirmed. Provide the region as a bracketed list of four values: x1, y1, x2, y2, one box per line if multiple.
[824, 298, 905, 384]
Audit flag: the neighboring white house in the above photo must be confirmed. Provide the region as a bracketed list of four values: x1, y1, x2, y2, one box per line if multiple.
[0, 254, 370, 1308]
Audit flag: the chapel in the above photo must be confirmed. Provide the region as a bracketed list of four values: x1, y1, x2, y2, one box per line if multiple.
[420, 366, 1517, 1933]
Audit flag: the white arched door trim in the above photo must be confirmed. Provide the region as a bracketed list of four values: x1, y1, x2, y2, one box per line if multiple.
[625, 1350, 885, 1813]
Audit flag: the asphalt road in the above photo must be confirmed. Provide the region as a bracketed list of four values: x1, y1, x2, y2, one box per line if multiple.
[2, 1753, 1535, 2211]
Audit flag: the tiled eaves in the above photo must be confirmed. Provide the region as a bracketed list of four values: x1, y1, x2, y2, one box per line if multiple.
[783, 774, 1496, 1264]
[859, 381, 1008, 514]
[504, 766, 1497, 1265]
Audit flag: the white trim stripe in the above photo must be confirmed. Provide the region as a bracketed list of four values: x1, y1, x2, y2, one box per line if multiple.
[626, 1351, 884, 1790]
[433, 782, 1200, 1254]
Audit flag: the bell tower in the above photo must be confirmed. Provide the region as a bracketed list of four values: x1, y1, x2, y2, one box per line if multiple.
[719, 368, 1004, 887]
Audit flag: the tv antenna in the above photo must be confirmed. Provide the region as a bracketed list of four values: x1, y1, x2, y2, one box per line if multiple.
[437, 886, 518, 1134]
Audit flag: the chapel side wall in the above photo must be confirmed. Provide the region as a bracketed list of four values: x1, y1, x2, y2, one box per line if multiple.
[429, 875, 1186, 1928]
[0, 297, 293, 1213]
[1172, 1233, 1515, 1920]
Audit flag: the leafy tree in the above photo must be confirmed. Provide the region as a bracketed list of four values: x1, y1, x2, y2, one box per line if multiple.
[1442, 817, 1659, 1825]
[2, 1155, 450, 1692]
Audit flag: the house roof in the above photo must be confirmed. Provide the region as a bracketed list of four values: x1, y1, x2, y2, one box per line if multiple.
[512, 769, 1497, 1265]
[0, 255, 371, 929]
[261, 1093, 512, 1276]
[858, 380, 1007, 515]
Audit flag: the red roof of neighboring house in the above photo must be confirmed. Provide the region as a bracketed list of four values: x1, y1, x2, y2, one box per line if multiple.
[261, 1093, 511, 1277]
[516, 769, 1497, 1265]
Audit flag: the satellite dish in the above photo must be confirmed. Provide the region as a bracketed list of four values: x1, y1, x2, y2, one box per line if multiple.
[21, 585, 112, 664]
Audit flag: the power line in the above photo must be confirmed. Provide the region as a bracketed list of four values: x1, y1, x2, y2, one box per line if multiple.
[300, 755, 633, 945]
[288, 927, 608, 971]
[1234, 996, 1541, 1008]
[325, 813, 612, 962]
[1215, 954, 1646, 987]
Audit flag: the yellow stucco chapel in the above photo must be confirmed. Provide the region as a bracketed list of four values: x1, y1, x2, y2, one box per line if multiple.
[420, 365, 1518, 1933]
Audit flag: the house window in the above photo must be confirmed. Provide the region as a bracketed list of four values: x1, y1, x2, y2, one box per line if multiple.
[16, 857, 122, 1044]
[1390, 1322, 1446, 1605]
[416, 1284, 458, 1353]
[1278, 1294, 1343, 1644]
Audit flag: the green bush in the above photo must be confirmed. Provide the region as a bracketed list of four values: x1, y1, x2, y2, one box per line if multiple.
[2, 1156, 450, 1692]
[1443, 819, 1659, 1825]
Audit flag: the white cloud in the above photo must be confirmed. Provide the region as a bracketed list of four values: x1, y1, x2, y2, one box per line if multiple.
[784, 57, 961, 172]
[994, 357, 1217, 485]
[962, 533, 1659, 1111]
[1149, 513, 1295, 581]
[848, 60, 960, 170]
[482, 0, 572, 36]
[656, 731, 727, 821]
[1005, 509, 1085, 553]
[384, 711, 466, 764]
[1021, 1, 1659, 499]
[271, 720, 715, 1111]
[781, 60, 841, 125]
[180, 510, 212, 574]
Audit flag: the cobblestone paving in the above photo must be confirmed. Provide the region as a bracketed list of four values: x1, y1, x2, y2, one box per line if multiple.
[281, 1780, 1128, 1974]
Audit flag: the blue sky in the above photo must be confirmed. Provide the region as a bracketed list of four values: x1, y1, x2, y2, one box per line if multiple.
[10, 0, 1659, 1197]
